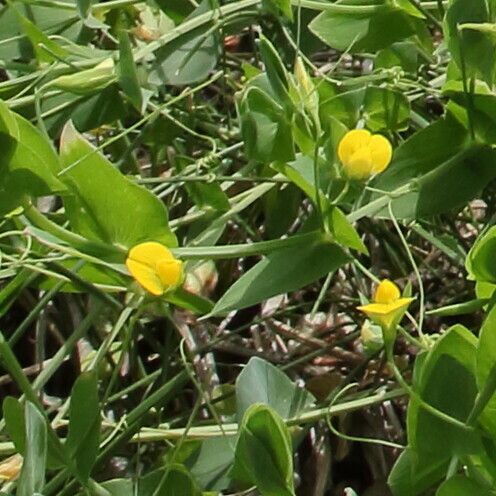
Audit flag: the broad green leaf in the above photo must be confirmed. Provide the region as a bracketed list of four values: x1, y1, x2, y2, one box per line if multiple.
[66, 371, 101, 482]
[239, 87, 295, 163]
[233, 404, 295, 496]
[17, 402, 47, 496]
[445, 0, 496, 85]
[40, 84, 127, 136]
[117, 31, 142, 110]
[11, 4, 69, 64]
[467, 226, 496, 283]
[363, 86, 410, 132]
[76, 0, 92, 18]
[436, 475, 493, 496]
[3, 397, 26, 454]
[318, 81, 364, 129]
[388, 447, 449, 496]
[185, 436, 236, 491]
[0, 102, 65, 213]
[475, 305, 496, 437]
[443, 80, 496, 144]
[236, 357, 314, 421]
[211, 232, 349, 314]
[309, 4, 417, 53]
[59, 121, 177, 248]
[152, 464, 202, 496]
[259, 35, 291, 107]
[408, 325, 480, 461]
[262, 0, 293, 21]
[0, 101, 65, 194]
[372, 114, 496, 219]
[376, 41, 420, 73]
[149, 0, 220, 86]
[328, 207, 368, 254]
[263, 183, 302, 239]
[272, 157, 367, 253]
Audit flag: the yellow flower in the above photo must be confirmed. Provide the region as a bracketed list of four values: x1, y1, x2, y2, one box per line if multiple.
[338, 129, 393, 180]
[125, 242, 183, 296]
[357, 279, 414, 333]
[0, 454, 22, 482]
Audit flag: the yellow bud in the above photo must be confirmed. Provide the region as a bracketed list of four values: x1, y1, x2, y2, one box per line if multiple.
[374, 279, 401, 304]
[126, 242, 183, 296]
[338, 129, 393, 180]
[357, 279, 414, 340]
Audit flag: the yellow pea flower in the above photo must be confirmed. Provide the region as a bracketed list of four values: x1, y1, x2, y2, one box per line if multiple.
[126, 242, 183, 296]
[357, 279, 414, 335]
[338, 129, 393, 180]
[0, 454, 22, 482]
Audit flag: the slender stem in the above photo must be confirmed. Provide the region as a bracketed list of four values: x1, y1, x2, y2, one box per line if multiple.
[313, 144, 326, 231]
[388, 202, 426, 344]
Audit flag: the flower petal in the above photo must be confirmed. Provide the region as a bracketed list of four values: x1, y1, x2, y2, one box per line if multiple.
[357, 298, 414, 330]
[346, 147, 374, 179]
[126, 258, 164, 295]
[157, 259, 183, 289]
[374, 279, 400, 304]
[369, 134, 392, 173]
[127, 241, 175, 268]
[338, 129, 371, 166]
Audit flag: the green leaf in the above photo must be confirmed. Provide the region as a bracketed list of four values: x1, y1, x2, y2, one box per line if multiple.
[436, 475, 493, 496]
[236, 357, 314, 421]
[376, 41, 420, 73]
[3, 396, 26, 454]
[0, 101, 65, 213]
[149, 0, 220, 86]
[372, 114, 496, 219]
[211, 232, 349, 315]
[233, 404, 295, 496]
[328, 207, 368, 254]
[153, 465, 202, 496]
[445, 0, 496, 85]
[309, 4, 417, 53]
[59, 121, 177, 248]
[408, 325, 481, 461]
[117, 31, 143, 110]
[41, 85, 127, 136]
[467, 226, 496, 284]
[475, 305, 496, 437]
[17, 402, 47, 496]
[76, 0, 92, 18]
[65, 371, 101, 482]
[272, 157, 366, 253]
[363, 86, 410, 132]
[388, 447, 449, 496]
[186, 436, 236, 491]
[11, 3, 70, 64]
[262, 0, 293, 21]
[239, 87, 295, 163]
[258, 35, 291, 107]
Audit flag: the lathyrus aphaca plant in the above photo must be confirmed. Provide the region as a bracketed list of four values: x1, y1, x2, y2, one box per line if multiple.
[357, 232, 496, 495]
